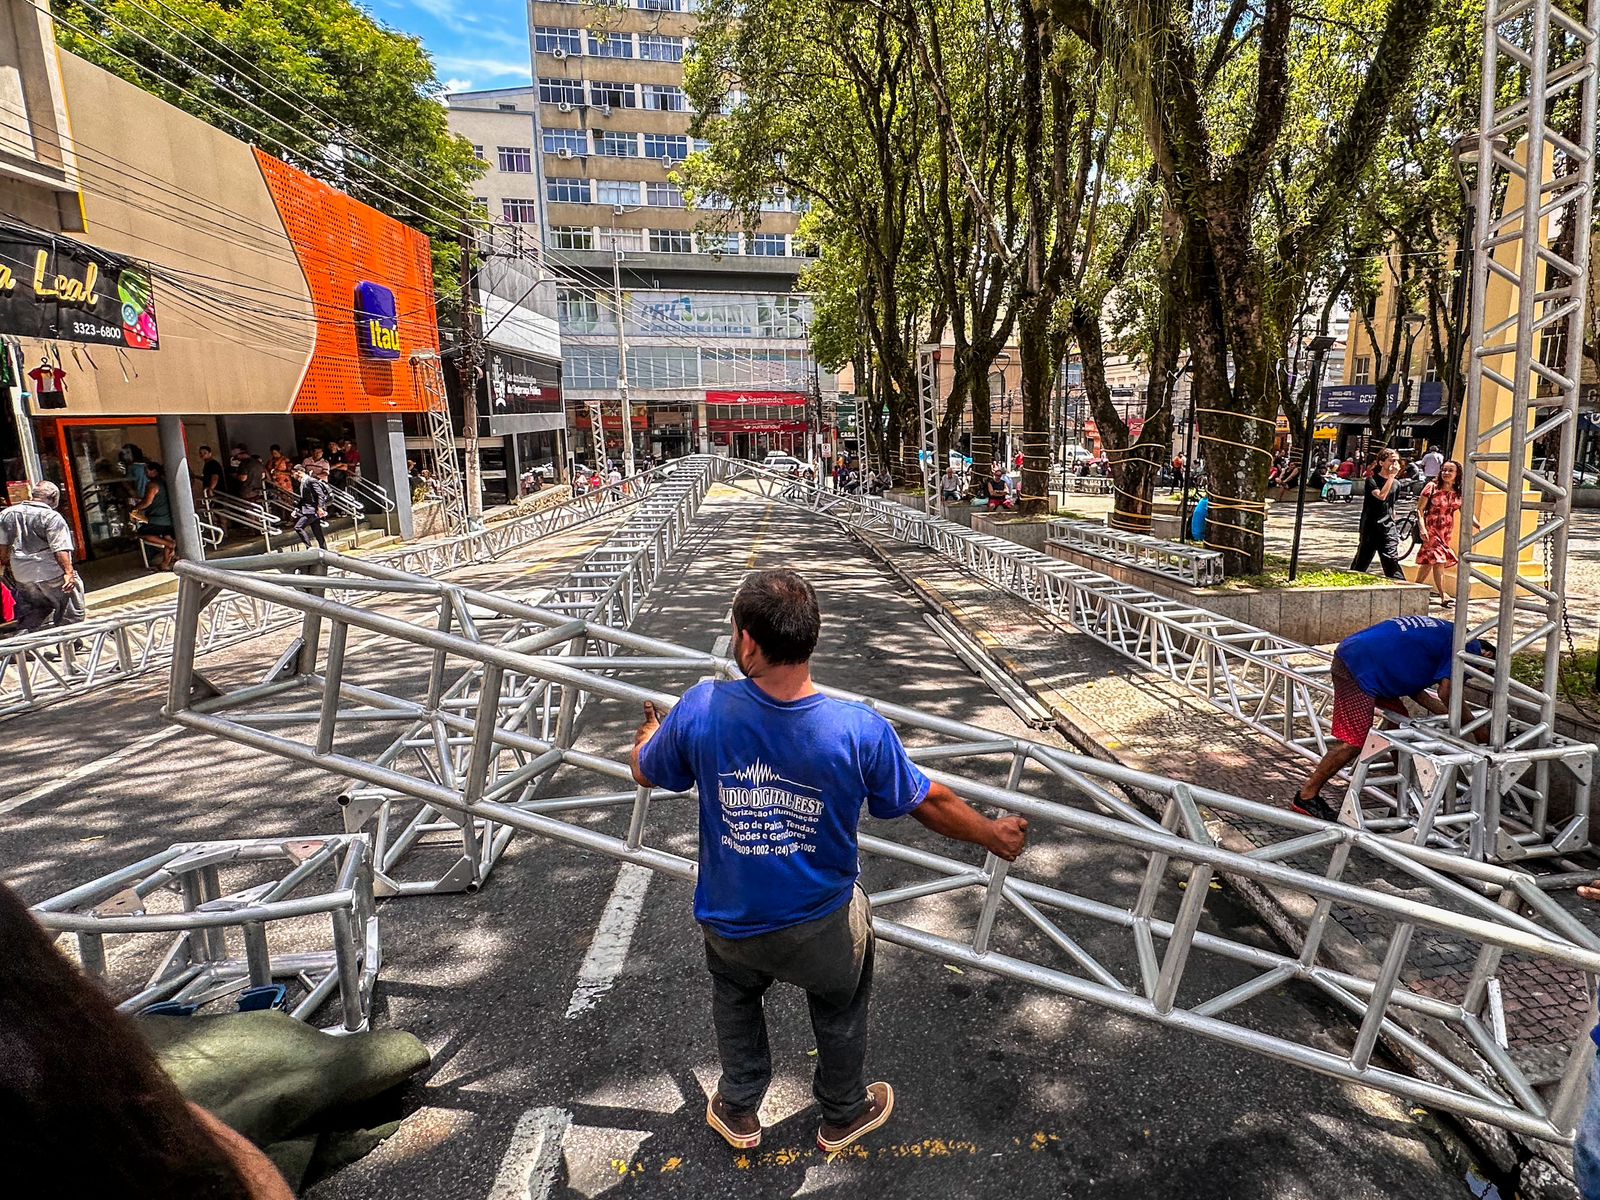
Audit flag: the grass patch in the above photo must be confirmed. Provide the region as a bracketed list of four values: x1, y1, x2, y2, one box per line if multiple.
[1511, 648, 1599, 705]
[1211, 554, 1382, 591]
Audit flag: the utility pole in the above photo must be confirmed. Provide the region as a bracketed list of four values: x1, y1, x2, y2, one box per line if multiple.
[456, 223, 484, 526]
[612, 248, 636, 476]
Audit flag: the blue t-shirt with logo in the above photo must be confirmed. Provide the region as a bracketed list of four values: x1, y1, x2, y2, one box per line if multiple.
[638, 678, 931, 938]
[1337, 616, 1479, 700]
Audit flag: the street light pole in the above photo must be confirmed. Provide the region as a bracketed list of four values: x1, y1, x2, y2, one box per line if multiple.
[1289, 335, 1338, 580]
[611, 248, 635, 477]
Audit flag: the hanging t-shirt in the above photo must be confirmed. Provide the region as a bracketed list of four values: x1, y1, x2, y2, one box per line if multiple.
[1337, 616, 1486, 700]
[639, 677, 931, 939]
[28, 365, 65, 409]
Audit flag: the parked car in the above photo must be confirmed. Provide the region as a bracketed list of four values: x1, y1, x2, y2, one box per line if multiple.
[761, 452, 805, 473]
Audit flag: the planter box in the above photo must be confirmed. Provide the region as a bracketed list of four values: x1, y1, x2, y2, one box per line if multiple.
[1044, 541, 1431, 645]
[970, 514, 1054, 551]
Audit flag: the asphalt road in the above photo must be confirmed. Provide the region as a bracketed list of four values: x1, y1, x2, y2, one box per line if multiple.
[0, 490, 1485, 1199]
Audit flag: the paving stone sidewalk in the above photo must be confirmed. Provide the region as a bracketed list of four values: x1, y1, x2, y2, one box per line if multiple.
[853, 525, 1596, 1195]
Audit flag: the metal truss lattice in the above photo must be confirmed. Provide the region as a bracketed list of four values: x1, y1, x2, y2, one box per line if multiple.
[32, 834, 378, 1032]
[164, 524, 1600, 1143]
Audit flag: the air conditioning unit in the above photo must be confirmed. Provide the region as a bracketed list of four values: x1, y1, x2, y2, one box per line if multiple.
[551, 47, 568, 59]
[556, 147, 575, 160]
[598, 103, 613, 117]
[557, 101, 574, 113]
[659, 156, 675, 168]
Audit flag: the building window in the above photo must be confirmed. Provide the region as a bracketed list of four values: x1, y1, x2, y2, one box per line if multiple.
[533, 26, 583, 55]
[497, 146, 534, 173]
[638, 33, 685, 62]
[471, 144, 484, 160]
[543, 129, 588, 157]
[597, 179, 641, 207]
[1352, 355, 1372, 385]
[539, 78, 585, 106]
[700, 232, 739, 255]
[550, 226, 594, 250]
[639, 0, 684, 11]
[498, 103, 517, 112]
[594, 131, 640, 157]
[545, 178, 592, 204]
[643, 133, 689, 161]
[793, 236, 819, 258]
[564, 347, 620, 390]
[759, 189, 788, 212]
[751, 233, 787, 256]
[643, 84, 687, 112]
[598, 227, 644, 252]
[473, 196, 489, 213]
[691, 137, 711, 154]
[587, 31, 634, 57]
[628, 346, 699, 389]
[1424, 352, 1440, 383]
[557, 288, 604, 329]
[590, 81, 637, 109]
[503, 198, 540, 223]
[650, 229, 693, 254]
[646, 182, 685, 208]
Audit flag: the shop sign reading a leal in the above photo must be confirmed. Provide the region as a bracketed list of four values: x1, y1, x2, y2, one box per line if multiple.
[0, 224, 158, 350]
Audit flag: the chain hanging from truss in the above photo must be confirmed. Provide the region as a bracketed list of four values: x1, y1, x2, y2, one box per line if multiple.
[1454, 0, 1599, 754]
[409, 353, 468, 534]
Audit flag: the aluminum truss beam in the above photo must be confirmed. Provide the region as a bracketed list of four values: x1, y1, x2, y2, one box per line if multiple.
[1454, 3, 1598, 757]
[0, 463, 683, 721]
[32, 834, 378, 1032]
[1047, 519, 1226, 586]
[162, 549, 1600, 1143]
[714, 461, 1595, 862]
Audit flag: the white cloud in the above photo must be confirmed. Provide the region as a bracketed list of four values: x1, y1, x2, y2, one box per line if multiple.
[442, 77, 474, 94]
[434, 55, 531, 81]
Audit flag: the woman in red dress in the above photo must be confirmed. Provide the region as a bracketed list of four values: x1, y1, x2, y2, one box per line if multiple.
[1413, 460, 1474, 606]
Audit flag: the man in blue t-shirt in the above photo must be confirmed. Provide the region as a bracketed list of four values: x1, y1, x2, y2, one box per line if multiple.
[631, 568, 1028, 1155]
[1294, 615, 1493, 821]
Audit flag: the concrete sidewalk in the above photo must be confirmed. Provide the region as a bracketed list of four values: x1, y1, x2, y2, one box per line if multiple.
[853, 524, 1594, 1199]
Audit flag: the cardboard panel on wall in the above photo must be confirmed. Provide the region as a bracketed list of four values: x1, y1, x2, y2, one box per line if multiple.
[254, 150, 440, 414]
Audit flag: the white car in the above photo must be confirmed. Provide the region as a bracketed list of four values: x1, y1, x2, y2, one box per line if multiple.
[762, 453, 805, 473]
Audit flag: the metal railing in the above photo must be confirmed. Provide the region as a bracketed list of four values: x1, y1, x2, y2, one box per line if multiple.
[0, 461, 690, 720]
[161, 550, 1600, 1143]
[201, 492, 284, 549]
[713, 461, 1594, 863]
[31, 834, 378, 1032]
[1047, 518, 1226, 586]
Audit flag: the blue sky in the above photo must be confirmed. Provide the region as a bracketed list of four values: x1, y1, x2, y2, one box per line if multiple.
[368, 0, 533, 94]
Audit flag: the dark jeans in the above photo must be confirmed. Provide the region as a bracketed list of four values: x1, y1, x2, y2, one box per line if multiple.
[702, 886, 873, 1127]
[294, 512, 328, 550]
[10, 574, 85, 632]
[1351, 524, 1405, 580]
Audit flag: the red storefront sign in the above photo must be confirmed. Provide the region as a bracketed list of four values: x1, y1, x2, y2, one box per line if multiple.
[705, 390, 808, 406]
[1083, 416, 1146, 440]
[705, 389, 809, 433]
[708, 418, 809, 433]
[573, 411, 649, 431]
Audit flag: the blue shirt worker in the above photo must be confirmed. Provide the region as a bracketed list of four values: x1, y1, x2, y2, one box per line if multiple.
[631, 568, 1028, 1155]
[1294, 616, 1493, 821]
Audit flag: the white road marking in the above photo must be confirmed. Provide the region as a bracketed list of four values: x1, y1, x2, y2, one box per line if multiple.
[0, 724, 186, 816]
[487, 1106, 570, 1200]
[565, 863, 653, 1019]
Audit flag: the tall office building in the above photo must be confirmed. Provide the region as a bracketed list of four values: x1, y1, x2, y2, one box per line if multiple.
[448, 4, 824, 468]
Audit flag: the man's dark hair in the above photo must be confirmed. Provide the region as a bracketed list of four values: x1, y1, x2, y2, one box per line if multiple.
[733, 569, 821, 665]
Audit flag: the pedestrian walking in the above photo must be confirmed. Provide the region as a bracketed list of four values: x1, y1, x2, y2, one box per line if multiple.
[630, 569, 1028, 1154]
[292, 463, 330, 550]
[1350, 449, 1406, 580]
[0, 481, 84, 633]
[1293, 615, 1493, 820]
[1412, 461, 1474, 607]
[1418, 445, 1443, 483]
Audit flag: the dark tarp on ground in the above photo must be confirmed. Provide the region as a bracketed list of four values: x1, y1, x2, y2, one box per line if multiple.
[137, 1011, 430, 1191]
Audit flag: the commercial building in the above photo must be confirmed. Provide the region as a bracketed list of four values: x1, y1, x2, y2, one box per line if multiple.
[445, 1, 821, 467]
[0, 6, 441, 578]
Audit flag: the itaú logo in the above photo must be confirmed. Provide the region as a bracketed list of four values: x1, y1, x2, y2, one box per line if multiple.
[354, 281, 400, 360]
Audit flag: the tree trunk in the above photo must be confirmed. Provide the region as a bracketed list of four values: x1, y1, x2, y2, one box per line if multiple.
[1017, 295, 1055, 514]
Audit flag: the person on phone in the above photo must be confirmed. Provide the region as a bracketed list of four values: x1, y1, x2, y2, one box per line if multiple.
[0, 481, 84, 632]
[1351, 448, 1407, 580]
[630, 569, 1028, 1155]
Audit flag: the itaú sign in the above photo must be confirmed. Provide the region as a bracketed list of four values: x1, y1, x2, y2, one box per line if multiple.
[354, 281, 400, 359]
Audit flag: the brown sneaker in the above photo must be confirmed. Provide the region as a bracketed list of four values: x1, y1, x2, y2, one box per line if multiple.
[706, 1092, 762, 1149]
[816, 1082, 895, 1153]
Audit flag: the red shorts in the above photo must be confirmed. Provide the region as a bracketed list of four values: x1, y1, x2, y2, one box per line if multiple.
[1330, 656, 1405, 747]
